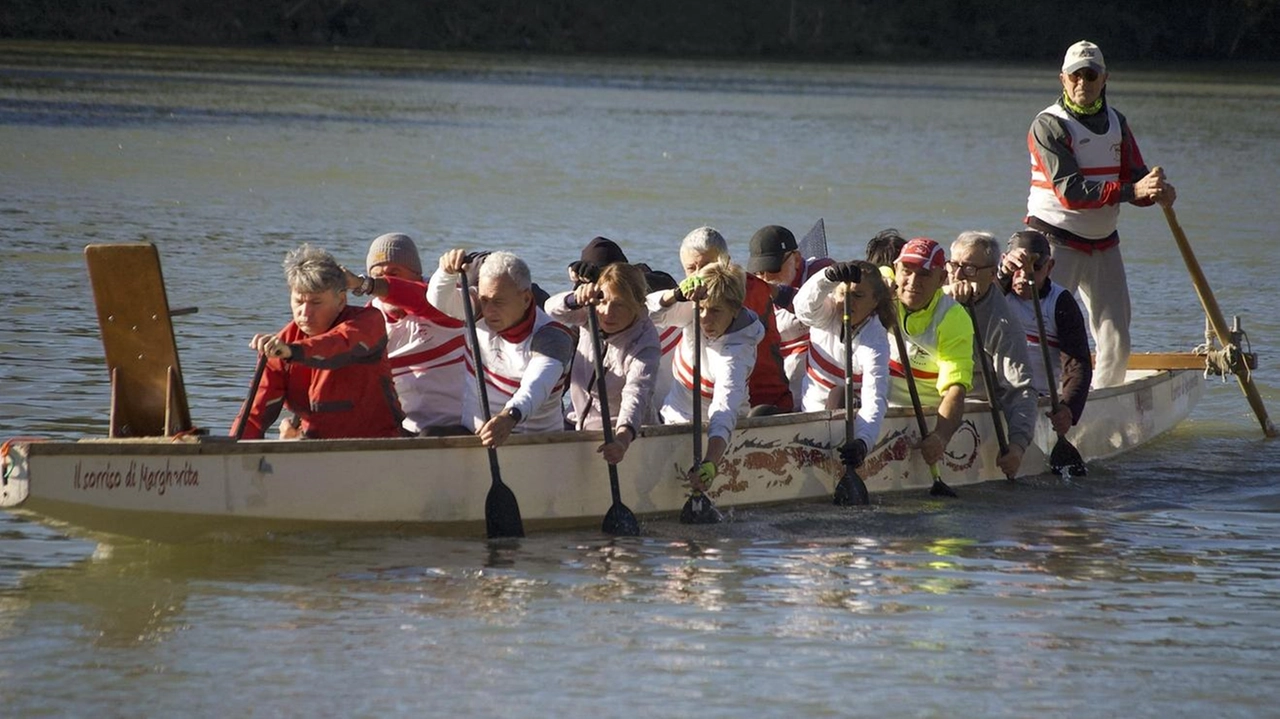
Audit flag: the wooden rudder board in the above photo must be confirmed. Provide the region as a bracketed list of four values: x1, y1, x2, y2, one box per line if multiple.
[85, 243, 192, 437]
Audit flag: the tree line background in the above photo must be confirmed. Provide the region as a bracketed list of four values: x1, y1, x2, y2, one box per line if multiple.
[4, 0, 1279, 63]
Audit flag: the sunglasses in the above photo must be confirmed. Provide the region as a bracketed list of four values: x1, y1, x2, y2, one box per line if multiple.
[1071, 68, 1100, 82]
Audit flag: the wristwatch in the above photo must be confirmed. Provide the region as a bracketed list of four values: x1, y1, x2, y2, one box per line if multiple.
[504, 407, 523, 424]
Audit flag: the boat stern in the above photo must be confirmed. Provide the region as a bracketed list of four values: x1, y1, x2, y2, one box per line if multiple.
[1, 440, 32, 508]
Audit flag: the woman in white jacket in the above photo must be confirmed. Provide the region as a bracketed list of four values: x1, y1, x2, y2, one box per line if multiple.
[546, 262, 660, 465]
[793, 260, 895, 467]
[648, 261, 760, 492]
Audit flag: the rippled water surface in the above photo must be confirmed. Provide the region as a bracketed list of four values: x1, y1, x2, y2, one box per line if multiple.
[3, 42, 1280, 717]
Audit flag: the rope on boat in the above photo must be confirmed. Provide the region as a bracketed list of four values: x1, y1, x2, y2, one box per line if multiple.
[1194, 314, 1256, 383]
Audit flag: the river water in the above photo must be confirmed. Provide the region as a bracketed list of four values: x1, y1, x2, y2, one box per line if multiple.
[2, 42, 1280, 717]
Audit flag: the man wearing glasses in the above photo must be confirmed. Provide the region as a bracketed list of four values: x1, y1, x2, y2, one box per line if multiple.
[1024, 40, 1176, 389]
[948, 232, 1038, 480]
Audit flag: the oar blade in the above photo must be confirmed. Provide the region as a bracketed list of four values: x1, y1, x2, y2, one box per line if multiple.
[1049, 436, 1088, 477]
[602, 502, 641, 536]
[833, 466, 870, 506]
[485, 478, 525, 538]
[928, 464, 958, 497]
[679, 492, 722, 524]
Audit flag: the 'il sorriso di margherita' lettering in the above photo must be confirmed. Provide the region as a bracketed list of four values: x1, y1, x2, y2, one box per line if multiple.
[73, 460, 199, 495]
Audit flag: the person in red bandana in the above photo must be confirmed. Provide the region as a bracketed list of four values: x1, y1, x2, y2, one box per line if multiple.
[428, 249, 575, 448]
[342, 233, 469, 436]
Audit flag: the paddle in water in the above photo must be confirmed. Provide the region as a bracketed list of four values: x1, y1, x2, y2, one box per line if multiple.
[833, 276, 870, 506]
[1026, 270, 1088, 476]
[586, 303, 641, 536]
[963, 303, 1015, 481]
[680, 296, 722, 524]
[458, 269, 524, 539]
[890, 319, 956, 497]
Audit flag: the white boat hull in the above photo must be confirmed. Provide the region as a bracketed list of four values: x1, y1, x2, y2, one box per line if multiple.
[1, 369, 1202, 539]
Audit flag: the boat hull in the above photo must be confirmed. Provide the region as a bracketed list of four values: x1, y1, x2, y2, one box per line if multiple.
[1, 369, 1202, 539]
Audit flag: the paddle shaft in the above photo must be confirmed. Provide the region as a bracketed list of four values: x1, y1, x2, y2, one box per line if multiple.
[964, 303, 1009, 455]
[1160, 202, 1277, 437]
[692, 300, 703, 466]
[458, 277, 525, 538]
[232, 353, 268, 440]
[586, 305, 624, 505]
[890, 319, 931, 439]
[843, 289, 856, 442]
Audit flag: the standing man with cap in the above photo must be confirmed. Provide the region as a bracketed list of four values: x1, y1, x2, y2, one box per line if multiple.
[1025, 39, 1176, 389]
[747, 224, 834, 401]
[342, 232, 469, 436]
[998, 230, 1092, 435]
[889, 238, 974, 467]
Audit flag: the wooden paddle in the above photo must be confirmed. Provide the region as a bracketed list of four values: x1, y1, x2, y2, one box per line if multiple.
[963, 303, 1013, 480]
[889, 318, 957, 497]
[1026, 271, 1088, 475]
[680, 297, 722, 524]
[832, 283, 870, 506]
[586, 304, 641, 536]
[1158, 195, 1277, 438]
[231, 353, 268, 440]
[458, 277, 525, 539]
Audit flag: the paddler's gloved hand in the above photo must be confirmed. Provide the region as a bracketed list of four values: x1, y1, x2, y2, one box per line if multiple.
[824, 261, 863, 284]
[838, 438, 867, 468]
[568, 260, 601, 286]
[686, 460, 716, 493]
[674, 275, 706, 303]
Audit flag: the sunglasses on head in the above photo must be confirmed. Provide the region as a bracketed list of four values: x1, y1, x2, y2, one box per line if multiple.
[1072, 68, 1100, 82]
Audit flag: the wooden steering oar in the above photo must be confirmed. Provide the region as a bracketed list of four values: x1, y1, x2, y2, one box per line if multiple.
[459, 276, 525, 539]
[680, 297, 722, 524]
[1026, 271, 1088, 474]
[890, 317, 957, 497]
[832, 282, 871, 506]
[1157, 189, 1277, 438]
[586, 304, 641, 536]
[963, 302, 1013, 480]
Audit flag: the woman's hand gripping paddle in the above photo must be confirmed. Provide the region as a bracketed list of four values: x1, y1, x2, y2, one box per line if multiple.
[459, 272, 524, 539]
[586, 304, 641, 536]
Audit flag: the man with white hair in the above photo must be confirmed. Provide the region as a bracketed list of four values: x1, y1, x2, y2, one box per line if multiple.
[947, 231, 1038, 479]
[1025, 39, 1177, 388]
[428, 249, 575, 447]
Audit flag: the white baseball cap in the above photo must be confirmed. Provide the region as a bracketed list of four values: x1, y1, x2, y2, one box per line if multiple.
[1062, 40, 1106, 74]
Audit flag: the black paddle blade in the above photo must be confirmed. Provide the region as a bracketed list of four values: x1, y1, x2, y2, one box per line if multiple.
[1049, 437, 1088, 477]
[485, 480, 525, 538]
[679, 492, 723, 524]
[929, 478, 958, 498]
[602, 502, 641, 536]
[833, 468, 870, 506]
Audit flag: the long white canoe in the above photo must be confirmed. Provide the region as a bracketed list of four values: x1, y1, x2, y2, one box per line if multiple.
[1, 368, 1202, 539]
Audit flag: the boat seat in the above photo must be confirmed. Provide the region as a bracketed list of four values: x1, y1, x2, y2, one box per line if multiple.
[85, 243, 193, 437]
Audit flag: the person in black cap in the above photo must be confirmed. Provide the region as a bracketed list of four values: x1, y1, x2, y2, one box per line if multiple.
[998, 230, 1091, 435]
[746, 224, 834, 401]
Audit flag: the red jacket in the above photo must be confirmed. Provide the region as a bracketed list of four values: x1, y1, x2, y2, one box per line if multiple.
[744, 274, 794, 411]
[233, 304, 405, 439]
